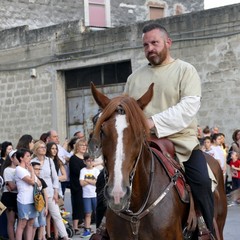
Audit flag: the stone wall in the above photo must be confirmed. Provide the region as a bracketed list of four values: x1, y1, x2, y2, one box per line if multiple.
[0, 0, 203, 30]
[0, 3, 240, 145]
[0, 0, 84, 30]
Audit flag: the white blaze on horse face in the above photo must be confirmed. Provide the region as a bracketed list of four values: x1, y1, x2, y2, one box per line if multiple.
[112, 114, 128, 204]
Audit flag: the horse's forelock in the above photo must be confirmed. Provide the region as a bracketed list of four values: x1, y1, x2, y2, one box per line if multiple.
[120, 97, 150, 142]
[93, 95, 149, 143]
[93, 96, 123, 137]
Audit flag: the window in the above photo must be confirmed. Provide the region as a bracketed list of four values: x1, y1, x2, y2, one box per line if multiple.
[65, 60, 132, 90]
[149, 6, 164, 20]
[84, 0, 111, 28]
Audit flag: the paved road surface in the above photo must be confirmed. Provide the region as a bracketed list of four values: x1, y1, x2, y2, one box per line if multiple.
[223, 204, 240, 240]
[63, 189, 240, 239]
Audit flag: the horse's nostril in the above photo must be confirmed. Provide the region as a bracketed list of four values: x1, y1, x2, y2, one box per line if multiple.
[126, 186, 131, 196]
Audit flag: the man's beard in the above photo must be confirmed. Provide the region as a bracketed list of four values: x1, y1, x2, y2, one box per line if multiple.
[147, 44, 168, 66]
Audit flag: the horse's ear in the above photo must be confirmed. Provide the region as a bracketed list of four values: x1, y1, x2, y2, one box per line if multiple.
[137, 83, 154, 110]
[91, 82, 110, 109]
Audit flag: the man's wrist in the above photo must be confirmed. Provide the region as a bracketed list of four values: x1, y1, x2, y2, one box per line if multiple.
[147, 118, 155, 129]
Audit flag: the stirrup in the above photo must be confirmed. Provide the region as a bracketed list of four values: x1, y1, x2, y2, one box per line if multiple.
[183, 226, 194, 240]
[197, 215, 215, 240]
[198, 233, 216, 240]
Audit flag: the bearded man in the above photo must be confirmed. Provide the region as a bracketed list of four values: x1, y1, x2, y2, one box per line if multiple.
[124, 22, 214, 235]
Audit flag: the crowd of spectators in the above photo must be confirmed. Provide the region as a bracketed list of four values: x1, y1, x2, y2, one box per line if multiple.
[198, 126, 240, 199]
[1, 125, 240, 239]
[0, 130, 103, 240]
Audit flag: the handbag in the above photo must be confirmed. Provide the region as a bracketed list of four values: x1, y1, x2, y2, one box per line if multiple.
[33, 183, 45, 212]
[0, 201, 7, 216]
[48, 157, 64, 208]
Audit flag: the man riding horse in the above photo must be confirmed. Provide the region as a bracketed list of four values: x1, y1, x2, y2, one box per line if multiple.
[90, 22, 227, 239]
[124, 21, 214, 235]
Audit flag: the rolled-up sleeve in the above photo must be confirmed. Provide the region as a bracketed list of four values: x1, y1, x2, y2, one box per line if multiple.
[152, 96, 201, 138]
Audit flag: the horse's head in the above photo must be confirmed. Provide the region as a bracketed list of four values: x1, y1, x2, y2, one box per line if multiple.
[88, 109, 103, 159]
[89, 82, 154, 212]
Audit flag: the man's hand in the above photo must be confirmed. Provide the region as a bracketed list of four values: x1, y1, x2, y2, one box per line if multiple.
[147, 118, 155, 129]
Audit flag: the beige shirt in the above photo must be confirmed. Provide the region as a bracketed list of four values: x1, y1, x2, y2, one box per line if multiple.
[124, 59, 201, 162]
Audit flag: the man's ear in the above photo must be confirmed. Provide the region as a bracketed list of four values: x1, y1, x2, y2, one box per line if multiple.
[166, 37, 172, 48]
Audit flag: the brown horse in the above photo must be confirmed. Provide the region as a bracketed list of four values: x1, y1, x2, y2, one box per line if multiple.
[88, 83, 227, 240]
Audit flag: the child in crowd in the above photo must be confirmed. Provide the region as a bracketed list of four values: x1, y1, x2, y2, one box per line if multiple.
[211, 133, 226, 177]
[229, 151, 240, 191]
[80, 153, 100, 238]
[31, 160, 48, 240]
[202, 136, 215, 157]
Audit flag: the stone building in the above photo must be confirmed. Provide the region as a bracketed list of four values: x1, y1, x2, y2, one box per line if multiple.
[0, 0, 203, 30]
[0, 3, 240, 146]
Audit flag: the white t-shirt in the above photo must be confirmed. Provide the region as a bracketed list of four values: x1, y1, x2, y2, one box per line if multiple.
[80, 167, 100, 198]
[3, 167, 17, 193]
[15, 166, 34, 204]
[57, 144, 72, 164]
[32, 156, 59, 198]
[203, 148, 216, 158]
[211, 146, 225, 170]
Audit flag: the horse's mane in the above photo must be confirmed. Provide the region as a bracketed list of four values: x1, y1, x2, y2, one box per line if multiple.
[94, 95, 150, 144]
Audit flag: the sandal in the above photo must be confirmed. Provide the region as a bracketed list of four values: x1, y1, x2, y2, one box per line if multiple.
[78, 222, 85, 228]
[74, 229, 81, 235]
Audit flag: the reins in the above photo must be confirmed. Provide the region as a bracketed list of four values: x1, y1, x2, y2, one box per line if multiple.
[128, 143, 144, 192]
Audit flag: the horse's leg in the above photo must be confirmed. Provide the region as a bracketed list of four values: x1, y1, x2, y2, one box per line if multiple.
[106, 210, 134, 240]
[205, 153, 227, 240]
[213, 183, 227, 239]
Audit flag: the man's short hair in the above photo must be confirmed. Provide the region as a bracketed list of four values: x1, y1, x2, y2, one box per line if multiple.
[142, 21, 170, 38]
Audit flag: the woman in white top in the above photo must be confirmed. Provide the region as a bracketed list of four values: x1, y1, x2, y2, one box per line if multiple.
[15, 148, 38, 240]
[0, 149, 19, 240]
[211, 133, 226, 176]
[32, 140, 69, 240]
[46, 142, 67, 239]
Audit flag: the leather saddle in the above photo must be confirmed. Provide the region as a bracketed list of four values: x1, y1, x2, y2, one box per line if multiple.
[149, 136, 189, 203]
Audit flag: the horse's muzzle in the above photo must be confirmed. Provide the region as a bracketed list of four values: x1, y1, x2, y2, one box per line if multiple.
[104, 184, 131, 212]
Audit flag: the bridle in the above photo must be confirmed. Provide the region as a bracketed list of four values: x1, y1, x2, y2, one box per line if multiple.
[102, 106, 146, 209]
[113, 142, 180, 239]
[99, 106, 180, 239]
